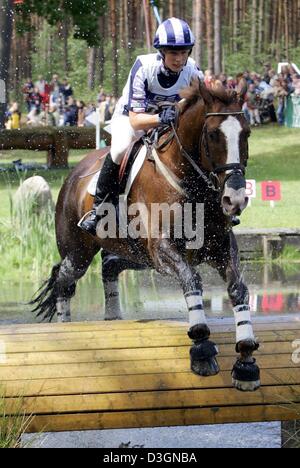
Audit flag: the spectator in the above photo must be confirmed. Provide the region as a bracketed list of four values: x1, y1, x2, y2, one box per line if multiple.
[97, 86, 106, 104]
[204, 69, 214, 89]
[5, 102, 21, 129]
[272, 79, 288, 125]
[28, 86, 42, 112]
[22, 78, 34, 112]
[50, 74, 61, 106]
[64, 96, 78, 126]
[27, 107, 41, 126]
[246, 83, 261, 126]
[35, 75, 46, 94]
[60, 78, 73, 106]
[77, 100, 86, 127]
[39, 103, 56, 127]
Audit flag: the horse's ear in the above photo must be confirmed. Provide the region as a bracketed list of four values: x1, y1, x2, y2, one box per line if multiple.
[236, 77, 248, 105]
[199, 79, 213, 106]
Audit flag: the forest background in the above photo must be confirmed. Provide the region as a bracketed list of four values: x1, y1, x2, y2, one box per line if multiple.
[2, 0, 300, 106]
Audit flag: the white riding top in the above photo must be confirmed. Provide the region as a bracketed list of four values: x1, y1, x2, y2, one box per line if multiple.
[113, 53, 204, 117]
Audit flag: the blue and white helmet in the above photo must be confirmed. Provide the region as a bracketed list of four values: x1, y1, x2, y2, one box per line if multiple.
[153, 17, 195, 49]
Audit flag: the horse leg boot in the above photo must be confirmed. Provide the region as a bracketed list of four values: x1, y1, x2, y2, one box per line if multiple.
[151, 239, 219, 377]
[79, 153, 120, 236]
[217, 232, 260, 391]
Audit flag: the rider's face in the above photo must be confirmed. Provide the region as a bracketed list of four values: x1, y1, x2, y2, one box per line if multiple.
[163, 50, 190, 72]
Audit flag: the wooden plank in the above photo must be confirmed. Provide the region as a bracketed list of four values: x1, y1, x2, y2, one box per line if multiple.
[4, 385, 300, 415]
[0, 354, 298, 381]
[0, 328, 298, 345]
[0, 341, 296, 366]
[0, 319, 298, 335]
[24, 404, 300, 433]
[3, 368, 300, 398]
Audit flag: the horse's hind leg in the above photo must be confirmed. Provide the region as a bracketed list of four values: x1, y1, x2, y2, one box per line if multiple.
[151, 239, 219, 377]
[31, 250, 98, 322]
[217, 231, 260, 392]
[101, 250, 123, 320]
[101, 250, 147, 320]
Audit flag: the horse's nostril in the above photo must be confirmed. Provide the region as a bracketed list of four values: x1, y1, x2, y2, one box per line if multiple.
[223, 196, 232, 206]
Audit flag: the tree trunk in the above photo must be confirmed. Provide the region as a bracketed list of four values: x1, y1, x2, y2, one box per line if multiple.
[205, 0, 214, 72]
[98, 15, 105, 86]
[169, 0, 175, 17]
[193, 0, 204, 68]
[258, 0, 264, 54]
[87, 47, 96, 90]
[233, 0, 239, 53]
[110, 0, 119, 97]
[62, 19, 70, 74]
[214, 0, 222, 75]
[283, 0, 289, 61]
[250, 0, 257, 66]
[0, 0, 13, 129]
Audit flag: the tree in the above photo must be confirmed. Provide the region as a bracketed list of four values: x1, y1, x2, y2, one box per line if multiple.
[205, 0, 214, 72]
[15, 0, 107, 47]
[214, 0, 222, 75]
[0, 0, 13, 129]
[250, 0, 257, 66]
[193, 0, 204, 69]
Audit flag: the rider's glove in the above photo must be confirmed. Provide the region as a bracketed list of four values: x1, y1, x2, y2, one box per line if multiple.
[158, 107, 177, 126]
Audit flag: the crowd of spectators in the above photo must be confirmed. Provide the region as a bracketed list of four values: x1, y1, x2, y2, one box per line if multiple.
[204, 63, 300, 126]
[4, 64, 300, 130]
[4, 74, 117, 130]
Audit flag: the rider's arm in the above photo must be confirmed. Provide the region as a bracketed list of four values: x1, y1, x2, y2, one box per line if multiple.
[129, 111, 160, 131]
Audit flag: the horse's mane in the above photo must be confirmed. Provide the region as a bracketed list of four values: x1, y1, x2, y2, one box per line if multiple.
[179, 78, 238, 112]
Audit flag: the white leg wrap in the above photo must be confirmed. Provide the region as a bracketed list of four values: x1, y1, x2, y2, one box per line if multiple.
[233, 305, 255, 343]
[185, 291, 207, 327]
[57, 298, 71, 322]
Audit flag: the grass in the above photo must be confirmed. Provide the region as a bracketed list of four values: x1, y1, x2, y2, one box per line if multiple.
[0, 393, 34, 448]
[237, 125, 300, 229]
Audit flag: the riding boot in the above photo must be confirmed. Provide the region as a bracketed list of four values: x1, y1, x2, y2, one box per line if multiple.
[79, 152, 119, 236]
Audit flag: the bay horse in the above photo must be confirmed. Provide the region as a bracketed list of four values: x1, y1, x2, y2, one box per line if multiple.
[31, 78, 260, 391]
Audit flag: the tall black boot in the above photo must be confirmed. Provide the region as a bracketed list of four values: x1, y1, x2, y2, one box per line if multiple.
[79, 153, 119, 236]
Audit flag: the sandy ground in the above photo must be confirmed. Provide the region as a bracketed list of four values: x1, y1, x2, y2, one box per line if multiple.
[22, 422, 281, 449]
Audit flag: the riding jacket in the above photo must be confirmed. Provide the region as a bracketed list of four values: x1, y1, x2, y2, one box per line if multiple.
[114, 53, 204, 117]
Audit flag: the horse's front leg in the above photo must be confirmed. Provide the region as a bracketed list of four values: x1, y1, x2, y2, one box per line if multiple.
[151, 238, 219, 376]
[218, 232, 260, 391]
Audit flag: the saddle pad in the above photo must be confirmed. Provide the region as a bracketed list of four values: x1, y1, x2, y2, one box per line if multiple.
[87, 145, 147, 198]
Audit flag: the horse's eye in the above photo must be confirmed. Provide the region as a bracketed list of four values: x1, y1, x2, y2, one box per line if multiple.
[208, 129, 219, 142]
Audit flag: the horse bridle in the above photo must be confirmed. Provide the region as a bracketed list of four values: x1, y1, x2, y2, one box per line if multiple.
[168, 110, 247, 193]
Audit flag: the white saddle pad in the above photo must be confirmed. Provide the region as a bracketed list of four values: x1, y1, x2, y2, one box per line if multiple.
[87, 145, 147, 199]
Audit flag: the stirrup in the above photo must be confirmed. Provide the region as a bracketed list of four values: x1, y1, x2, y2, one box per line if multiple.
[77, 210, 96, 229]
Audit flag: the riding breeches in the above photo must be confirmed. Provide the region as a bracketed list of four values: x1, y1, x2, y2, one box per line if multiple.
[110, 113, 145, 165]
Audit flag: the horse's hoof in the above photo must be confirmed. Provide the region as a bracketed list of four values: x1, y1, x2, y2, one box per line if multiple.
[232, 358, 260, 392]
[190, 340, 219, 376]
[191, 356, 220, 376]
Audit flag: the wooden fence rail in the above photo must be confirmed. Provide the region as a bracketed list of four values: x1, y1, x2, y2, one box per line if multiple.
[0, 127, 110, 168]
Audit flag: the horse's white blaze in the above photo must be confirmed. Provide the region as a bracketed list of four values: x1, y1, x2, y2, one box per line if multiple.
[220, 116, 242, 167]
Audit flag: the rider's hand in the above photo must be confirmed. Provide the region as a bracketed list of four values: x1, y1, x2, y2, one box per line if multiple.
[158, 107, 177, 126]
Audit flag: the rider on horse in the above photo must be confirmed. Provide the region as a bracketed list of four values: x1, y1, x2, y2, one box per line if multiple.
[80, 17, 204, 236]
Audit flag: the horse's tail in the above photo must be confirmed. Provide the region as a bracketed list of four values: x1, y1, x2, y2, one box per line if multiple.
[29, 263, 61, 322]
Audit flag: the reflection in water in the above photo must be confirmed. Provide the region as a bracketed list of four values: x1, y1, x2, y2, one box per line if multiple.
[0, 262, 299, 325]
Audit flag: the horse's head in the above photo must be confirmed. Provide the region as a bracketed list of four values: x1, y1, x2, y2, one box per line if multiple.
[180, 79, 250, 217]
